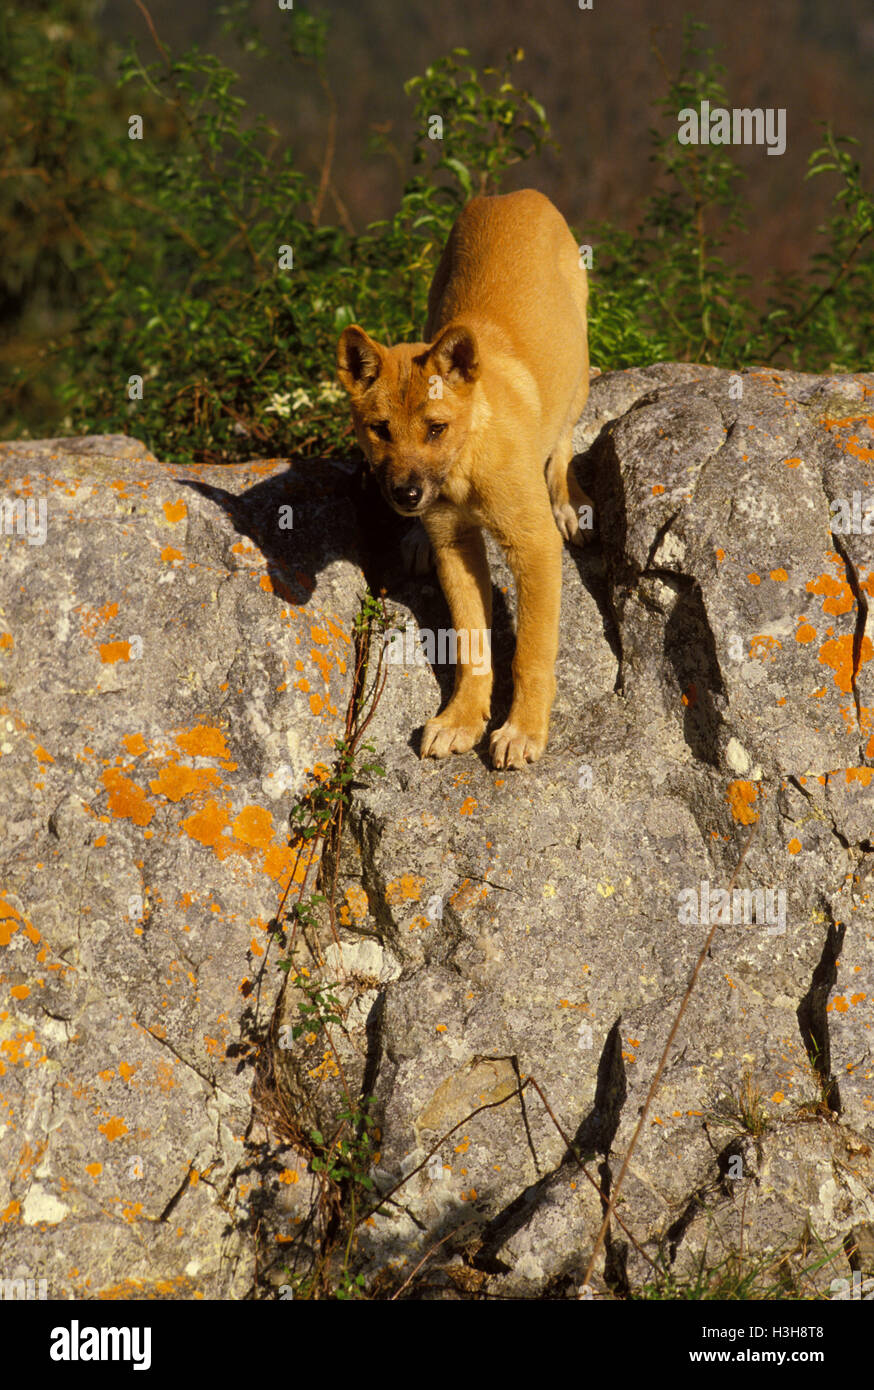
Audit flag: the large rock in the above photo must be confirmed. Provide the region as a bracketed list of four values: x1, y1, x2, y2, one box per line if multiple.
[1, 364, 872, 1300]
[315, 363, 874, 1297]
[0, 436, 360, 1297]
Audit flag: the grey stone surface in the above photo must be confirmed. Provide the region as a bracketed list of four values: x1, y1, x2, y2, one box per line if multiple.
[0, 438, 360, 1297]
[2, 363, 873, 1299]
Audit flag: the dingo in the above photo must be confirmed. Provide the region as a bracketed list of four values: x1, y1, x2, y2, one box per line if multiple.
[337, 188, 590, 768]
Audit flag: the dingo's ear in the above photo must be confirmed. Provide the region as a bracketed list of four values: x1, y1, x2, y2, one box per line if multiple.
[429, 324, 480, 387]
[337, 325, 383, 394]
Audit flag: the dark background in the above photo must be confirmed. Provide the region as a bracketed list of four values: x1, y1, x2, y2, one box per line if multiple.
[100, 0, 874, 286]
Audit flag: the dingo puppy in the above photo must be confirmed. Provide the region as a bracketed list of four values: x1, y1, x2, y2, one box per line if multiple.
[337, 188, 590, 768]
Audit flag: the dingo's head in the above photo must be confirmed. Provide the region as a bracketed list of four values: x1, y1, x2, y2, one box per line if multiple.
[337, 323, 480, 517]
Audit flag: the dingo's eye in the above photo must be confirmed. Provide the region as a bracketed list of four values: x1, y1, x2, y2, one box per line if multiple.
[370, 420, 391, 441]
[426, 421, 447, 441]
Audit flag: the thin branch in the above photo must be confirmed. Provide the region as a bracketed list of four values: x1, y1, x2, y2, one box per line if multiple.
[131, 0, 266, 279]
[55, 200, 116, 292]
[0, 166, 51, 181]
[93, 179, 211, 259]
[329, 182, 355, 237]
[390, 1221, 478, 1300]
[764, 225, 874, 362]
[524, 1074, 657, 1274]
[312, 68, 337, 228]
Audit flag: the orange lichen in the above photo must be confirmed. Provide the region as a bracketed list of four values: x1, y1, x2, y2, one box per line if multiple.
[342, 886, 369, 923]
[385, 875, 425, 905]
[99, 641, 132, 664]
[806, 567, 854, 618]
[0, 899, 22, 947]
[174, 726, 232, 760]
[148, 764, 222, 802]
[819, 414, 874, 464]
[232, 805, 275, 849]
[76, 602, 119, 641]
[101, 769, 156, 826]
[819, 634, 872, 695]
[0, 1030, 41, 1069]
[749, 635, 782, 662]
[153, 1061, 176, 1092]
[844, 767, 873, 787]
[97, 1114, 126, 1139]
[179, 794, 303, 886]
[726, 780, 759, 824]
[180, 800, 233, 856]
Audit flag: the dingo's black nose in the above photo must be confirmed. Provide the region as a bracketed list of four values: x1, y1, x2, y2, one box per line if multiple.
[391, 482, 423, 509]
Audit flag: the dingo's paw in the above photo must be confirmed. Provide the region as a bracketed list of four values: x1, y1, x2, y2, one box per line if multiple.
[421, 711, 486, 759]
[489, 722, 546, 769]
[400, 523, 434, 575]
[556, 474, 596, 548]
[552, 500, 587, 546]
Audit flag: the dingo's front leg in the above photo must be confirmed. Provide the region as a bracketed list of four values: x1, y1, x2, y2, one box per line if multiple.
[489, 493, 562, 769]
[419, 515, 493, 759]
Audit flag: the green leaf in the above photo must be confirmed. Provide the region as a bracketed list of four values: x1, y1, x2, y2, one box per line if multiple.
[443, 157, 472, 197]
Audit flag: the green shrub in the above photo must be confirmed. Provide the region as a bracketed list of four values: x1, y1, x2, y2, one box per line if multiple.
[1, 6, 871, 464]
[588, 19, 874, 372]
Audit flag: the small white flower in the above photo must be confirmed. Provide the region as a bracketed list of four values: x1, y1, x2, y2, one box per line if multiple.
[290, 388, 313, 412]
[264, 392, 292, 419]
[317, 379, 345, 405]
